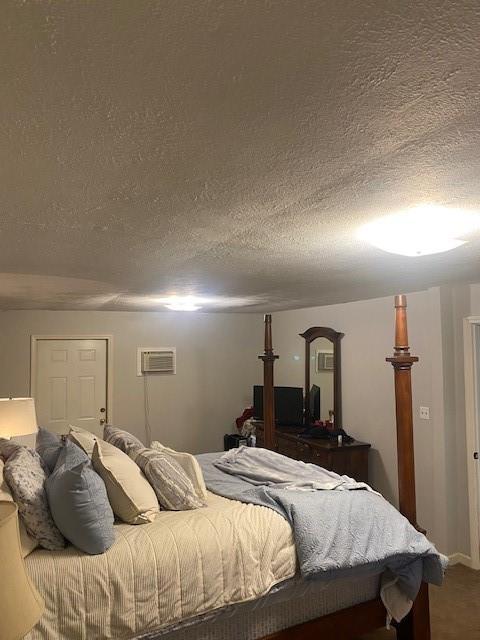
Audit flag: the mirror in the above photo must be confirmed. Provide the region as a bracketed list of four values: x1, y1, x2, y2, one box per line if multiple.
[299, 327, 344, 428]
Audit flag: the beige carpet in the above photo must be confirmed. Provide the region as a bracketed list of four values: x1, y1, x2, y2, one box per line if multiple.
[358, 564, 480, 640]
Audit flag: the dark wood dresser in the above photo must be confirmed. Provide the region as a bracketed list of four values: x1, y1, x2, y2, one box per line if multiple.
[254, 422, 370, 483]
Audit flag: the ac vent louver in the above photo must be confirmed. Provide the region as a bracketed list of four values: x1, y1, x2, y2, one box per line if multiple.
[141, 349, 176, 374]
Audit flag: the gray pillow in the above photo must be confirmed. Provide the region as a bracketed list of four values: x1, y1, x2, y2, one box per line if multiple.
[46, 440, 115, 555]
[103, 425, 144, 453]
[36, 427, 64, 472]
[0, 439, 66, 550]
[128, 446, 206, 511]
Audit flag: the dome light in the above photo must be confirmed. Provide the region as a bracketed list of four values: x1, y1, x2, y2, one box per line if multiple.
[163, 296, 203, 311]
[359, 204, 480, 256]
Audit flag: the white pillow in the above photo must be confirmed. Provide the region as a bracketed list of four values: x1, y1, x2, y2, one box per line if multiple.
[150, 441, 208, 502]
[68, 425, 98, 457]
[92, 440, 159, 524]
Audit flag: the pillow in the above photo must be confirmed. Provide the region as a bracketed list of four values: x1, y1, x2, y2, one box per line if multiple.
[68, 425, 98, 457]
[0, 440, 65, 550]
[103, 425, 144, 453]
[36, 427, 64, 472]
[92, 440, 159, 524]
[0, 458, 38, 557]
[46, 440, 115, 555]
[151, 441, 208, 502]
[0, 437, 23, 461]
[128, 446, 206, 511]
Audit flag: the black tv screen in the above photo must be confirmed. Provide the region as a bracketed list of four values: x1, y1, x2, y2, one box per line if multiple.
[253, 385, 304, 426]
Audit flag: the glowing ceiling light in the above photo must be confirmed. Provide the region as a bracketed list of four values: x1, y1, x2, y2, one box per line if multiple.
[163, 296, 203, 311]
[359, 204, 480, 256]
[120, 294, 258, 310]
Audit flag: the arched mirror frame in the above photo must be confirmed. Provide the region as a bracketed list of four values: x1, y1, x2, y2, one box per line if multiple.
[299, 326, 344, 428]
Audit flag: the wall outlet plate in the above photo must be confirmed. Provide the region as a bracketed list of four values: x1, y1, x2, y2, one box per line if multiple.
[419, 406, 430, 420]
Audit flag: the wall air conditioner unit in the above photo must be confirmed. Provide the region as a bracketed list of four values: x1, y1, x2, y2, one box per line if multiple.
[138, 348, 176, 375]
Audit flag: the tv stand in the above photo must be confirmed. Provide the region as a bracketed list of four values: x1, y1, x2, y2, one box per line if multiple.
[253, 422, 370, 483]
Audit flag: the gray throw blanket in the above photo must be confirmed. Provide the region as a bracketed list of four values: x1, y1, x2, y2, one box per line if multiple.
[197, 447, 448, 622]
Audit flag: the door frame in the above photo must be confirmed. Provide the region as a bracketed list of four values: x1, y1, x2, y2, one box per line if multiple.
[30, 334, 114, 425]
[463, 317, 480, 570]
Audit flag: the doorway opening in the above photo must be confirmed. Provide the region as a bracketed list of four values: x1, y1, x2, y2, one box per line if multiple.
[463, 319, 480, 570]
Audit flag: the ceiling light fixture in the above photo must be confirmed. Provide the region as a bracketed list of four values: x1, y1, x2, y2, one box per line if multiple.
[163, 296, 203, 311]
[119, 294, 259, 310]
[359, 204, 480, 256]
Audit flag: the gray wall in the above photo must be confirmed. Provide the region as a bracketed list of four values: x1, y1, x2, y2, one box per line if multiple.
[0, 310, 263, 454]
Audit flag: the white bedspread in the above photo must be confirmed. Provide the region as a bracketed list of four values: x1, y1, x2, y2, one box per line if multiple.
[25, 492, 296, 640]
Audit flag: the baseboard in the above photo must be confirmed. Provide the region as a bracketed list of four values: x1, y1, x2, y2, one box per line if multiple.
[448, 552, 478, 569]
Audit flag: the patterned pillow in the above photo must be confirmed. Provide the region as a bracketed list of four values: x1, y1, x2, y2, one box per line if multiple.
[0, 458, 38, 557]
[103, 425, 144, 453]
[151, 441, 208, 502]
[128, 446, 206, 511]
[0, 440, 65, 550]
[0, 437, 22, 461]
[36, 427, 64, 472]
[46, 440, 115, 554]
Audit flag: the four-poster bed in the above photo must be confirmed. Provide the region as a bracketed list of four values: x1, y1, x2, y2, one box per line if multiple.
[17, 295, 441, 640]
[258, 295, 431, 640]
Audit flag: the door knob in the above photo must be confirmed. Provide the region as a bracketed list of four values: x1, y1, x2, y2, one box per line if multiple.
[100, 418, 106, 425]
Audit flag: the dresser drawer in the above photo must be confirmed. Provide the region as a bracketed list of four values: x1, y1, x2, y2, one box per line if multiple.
[296, 441, 314, 462]
[276, 434, 302, 460]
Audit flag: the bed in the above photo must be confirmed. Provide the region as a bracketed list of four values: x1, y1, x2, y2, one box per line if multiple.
[24, 490, 382, 640]
[24, 295, 438, 640]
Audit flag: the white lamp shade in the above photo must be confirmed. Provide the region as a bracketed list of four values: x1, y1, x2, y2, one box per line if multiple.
[0, 398, 38, 438]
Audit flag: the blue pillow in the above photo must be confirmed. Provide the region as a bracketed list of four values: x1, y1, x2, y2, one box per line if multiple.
[36, 427, 64, 472]
[46, 440, 115, 555]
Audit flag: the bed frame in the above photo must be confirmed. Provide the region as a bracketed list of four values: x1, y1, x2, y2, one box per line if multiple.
[258, 295, 431, 640]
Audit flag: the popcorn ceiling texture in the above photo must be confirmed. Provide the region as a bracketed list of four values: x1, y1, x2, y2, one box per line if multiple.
[1, 0, 480, 311]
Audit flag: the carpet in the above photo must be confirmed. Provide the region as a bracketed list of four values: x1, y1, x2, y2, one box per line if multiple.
[358, 564, 480, 639]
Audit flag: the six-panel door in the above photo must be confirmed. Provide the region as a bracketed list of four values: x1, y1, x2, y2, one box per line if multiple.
[34, 339, 107, 435]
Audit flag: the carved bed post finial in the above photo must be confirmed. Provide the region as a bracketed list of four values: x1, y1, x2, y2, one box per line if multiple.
[259, 314, 279, 450]
[394, 294, 409, 353]
[264, 313, 273, 354]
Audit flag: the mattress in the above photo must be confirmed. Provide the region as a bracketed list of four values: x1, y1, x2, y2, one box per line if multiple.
[140, 573, 381, 640]
[25, 492, 297, 640]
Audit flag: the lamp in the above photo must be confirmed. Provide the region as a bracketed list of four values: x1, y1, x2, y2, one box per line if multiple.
[0, 501, 44, 638]
[0, 398, 38, 439]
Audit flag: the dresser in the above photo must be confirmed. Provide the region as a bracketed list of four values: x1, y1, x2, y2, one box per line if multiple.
[254, 422, 370, 484]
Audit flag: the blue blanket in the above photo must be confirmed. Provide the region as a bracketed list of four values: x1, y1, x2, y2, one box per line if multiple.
[197, 450, 448, 621]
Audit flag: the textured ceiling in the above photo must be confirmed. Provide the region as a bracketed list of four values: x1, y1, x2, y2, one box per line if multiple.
[1, 0, 480, 312]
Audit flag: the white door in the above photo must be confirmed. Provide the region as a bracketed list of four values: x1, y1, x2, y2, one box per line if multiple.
[34, 339, 108, 435]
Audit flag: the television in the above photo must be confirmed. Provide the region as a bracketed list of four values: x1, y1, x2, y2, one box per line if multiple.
[253, 386, 304, 426]
[309, 384, 321, 422]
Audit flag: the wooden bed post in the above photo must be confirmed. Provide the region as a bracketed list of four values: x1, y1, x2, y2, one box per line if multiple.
[386, 294, 431, 640]
[386, 294, 419, 527]
[259, 314, 279, 450]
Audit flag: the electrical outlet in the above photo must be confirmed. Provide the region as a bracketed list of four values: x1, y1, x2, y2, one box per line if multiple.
[419, 406, 430, 420]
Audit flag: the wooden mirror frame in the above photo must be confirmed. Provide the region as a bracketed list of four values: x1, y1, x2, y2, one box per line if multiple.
[299, 326, 344, 428]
